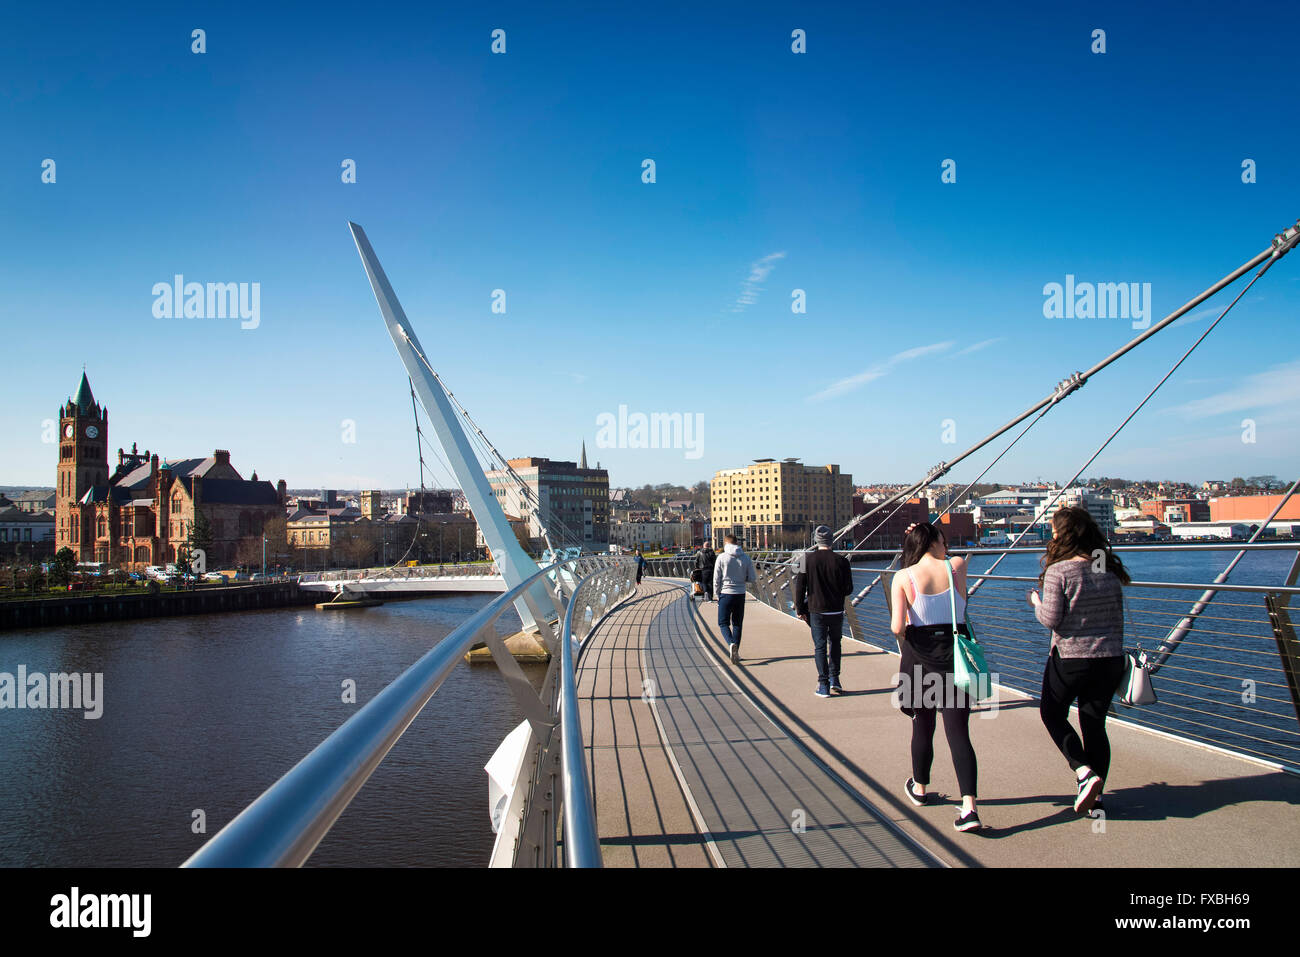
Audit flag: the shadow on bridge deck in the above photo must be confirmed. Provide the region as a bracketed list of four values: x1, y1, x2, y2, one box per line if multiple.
[578, 578, 1300, 867]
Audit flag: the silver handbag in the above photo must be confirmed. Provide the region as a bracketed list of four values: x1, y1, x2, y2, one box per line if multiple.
[1118, 649, 1157, 707]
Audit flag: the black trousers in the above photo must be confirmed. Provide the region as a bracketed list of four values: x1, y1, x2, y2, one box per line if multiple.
[1039, 648, 1126, 780]
[899, 627, 977, 797]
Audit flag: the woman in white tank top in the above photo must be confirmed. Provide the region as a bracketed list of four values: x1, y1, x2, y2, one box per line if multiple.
[890, 522, 981, 832]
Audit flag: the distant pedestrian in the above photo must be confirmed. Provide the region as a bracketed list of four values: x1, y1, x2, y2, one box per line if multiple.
[713, 534, 755, 664]
[695, 542, 717, 601]
[1029, 506, 1130, 818]
[793, 525, 854, 697]
[890, 522, 981, 832]
[634, 548, 646, 585]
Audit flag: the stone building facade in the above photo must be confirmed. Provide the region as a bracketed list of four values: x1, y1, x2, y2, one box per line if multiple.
[54, 373, 286, 568]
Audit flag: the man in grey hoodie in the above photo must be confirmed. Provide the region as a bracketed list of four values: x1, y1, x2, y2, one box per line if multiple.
[713, 534, 756, 664]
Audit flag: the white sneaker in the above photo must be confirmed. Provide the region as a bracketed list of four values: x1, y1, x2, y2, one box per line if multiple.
[1074, 773, 1103, 814]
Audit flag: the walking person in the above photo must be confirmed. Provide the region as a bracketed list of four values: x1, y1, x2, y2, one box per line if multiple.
[695, 541, 717, 601]
[793, 525, 854, 698]
[634, 548, 646, 586]
[890, 522, 981, 832]
[1028, 505, 1130, 817]
[713, 534, 755, 664]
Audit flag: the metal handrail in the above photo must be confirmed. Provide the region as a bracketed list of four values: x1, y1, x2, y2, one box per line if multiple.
[651, 543, 1300, 768]
[182, 555, 621, 868]
[558, 563, 628, 867]
[751, 542, 1300, 558]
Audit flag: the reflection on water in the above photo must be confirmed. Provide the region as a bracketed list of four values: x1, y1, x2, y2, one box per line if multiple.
[0, 594, 542, 867]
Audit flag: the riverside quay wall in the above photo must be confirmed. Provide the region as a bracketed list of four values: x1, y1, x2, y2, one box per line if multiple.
[0, 582, 317, 630]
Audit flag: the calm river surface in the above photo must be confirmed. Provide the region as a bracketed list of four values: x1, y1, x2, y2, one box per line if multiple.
[0, 594, 540, 867]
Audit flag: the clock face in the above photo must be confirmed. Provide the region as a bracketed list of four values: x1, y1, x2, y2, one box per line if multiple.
[85, 425, 99, 439]
[64, 424, 73, 438]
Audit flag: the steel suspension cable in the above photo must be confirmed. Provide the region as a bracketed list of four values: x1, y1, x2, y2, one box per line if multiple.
[832, 220, 1300, 548]
[968, 237, 1297, 597]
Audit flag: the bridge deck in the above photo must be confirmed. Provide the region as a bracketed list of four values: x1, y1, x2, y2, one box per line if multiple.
[578, 578, 1300, 867]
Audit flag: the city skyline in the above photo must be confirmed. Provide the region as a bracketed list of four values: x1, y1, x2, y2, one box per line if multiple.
[4, 4, 1299, 490]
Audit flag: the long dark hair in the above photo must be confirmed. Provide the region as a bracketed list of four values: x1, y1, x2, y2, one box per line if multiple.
[901, 522, 946, 568]
[1039, 506, 1130, 585]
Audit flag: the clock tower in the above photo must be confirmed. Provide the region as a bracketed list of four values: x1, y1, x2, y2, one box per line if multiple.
[55, 371, 109, 558]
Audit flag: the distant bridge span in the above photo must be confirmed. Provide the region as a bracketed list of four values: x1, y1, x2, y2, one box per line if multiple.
[297, 563, 506, 596]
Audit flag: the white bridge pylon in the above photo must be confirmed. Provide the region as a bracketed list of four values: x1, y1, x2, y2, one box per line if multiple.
[348, 222, 552, 632]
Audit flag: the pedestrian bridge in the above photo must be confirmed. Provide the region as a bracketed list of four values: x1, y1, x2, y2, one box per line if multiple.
[297, 562, 506, 595]
[588, 575, 1299, 867]
[186, 546, 1300, 868]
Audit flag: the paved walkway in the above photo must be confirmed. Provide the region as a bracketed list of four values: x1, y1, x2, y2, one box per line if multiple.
[575, 581, 712, 866]
[578, 578, 1300, 867]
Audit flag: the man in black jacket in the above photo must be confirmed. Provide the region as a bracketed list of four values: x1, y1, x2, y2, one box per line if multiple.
[793, 525, 854, 697]
[694, 542, 717, 601]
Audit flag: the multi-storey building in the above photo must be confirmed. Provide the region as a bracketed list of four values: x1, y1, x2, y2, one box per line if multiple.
[851, 496, 930, 550]
[0, 507, 55, 559]
[53, 373, 286, 568]
[11, 490, 55, 513]
[710, 458, 853, 550]
[1140, 498, 1210, 525]
[1033, 486, 1116, 535]
[486, 456, 610, 551]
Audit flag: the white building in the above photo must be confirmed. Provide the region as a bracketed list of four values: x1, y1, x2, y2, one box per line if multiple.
[1033, 487, 1116, 535]
[1169, 522, 1251, 540]
[0, 506, 55, 550]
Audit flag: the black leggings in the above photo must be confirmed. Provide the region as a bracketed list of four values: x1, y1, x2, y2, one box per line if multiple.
[911, 704, 977, 798]
[1039, 649, 1126, 780]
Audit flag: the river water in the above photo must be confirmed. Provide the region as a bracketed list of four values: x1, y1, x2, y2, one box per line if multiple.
[0, 594, 540, 867]
[1, 548, 1296, 867]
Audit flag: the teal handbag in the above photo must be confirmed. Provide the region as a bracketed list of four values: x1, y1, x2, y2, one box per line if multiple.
[945, 559, 993, 700]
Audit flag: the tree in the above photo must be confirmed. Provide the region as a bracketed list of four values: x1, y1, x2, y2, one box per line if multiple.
[187, 510, 214, 571]
[49, 547, 76, 587]
[235, 535, 264, 572]
[262, 513, 290, 569]
[24, 564, 47, 593]
[1231, 477, 1246, 488]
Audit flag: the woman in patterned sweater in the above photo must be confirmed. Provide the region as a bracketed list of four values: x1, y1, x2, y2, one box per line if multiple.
[1028, 506, 1131, 816]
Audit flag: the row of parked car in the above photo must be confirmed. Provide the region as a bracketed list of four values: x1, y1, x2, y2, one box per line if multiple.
[141, 565, 279, 585]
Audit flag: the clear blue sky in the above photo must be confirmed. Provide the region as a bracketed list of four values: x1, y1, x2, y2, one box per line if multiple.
[3, 1, 1297, 491]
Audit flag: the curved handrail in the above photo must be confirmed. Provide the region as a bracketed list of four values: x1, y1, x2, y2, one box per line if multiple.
[183, 557, 600, 868]
[558, 563, 628, 867]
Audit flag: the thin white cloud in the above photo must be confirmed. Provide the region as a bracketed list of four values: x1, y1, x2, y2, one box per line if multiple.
[808, 340, 955, 402]
[1168, 359, 1300, 419]
[729, 251, 786, 312]
[1169, 306, 1222, 328]
[1171, 294, 1265, 328]
[955, 337, 1004, 356]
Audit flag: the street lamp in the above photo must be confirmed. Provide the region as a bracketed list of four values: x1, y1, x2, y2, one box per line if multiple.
[262, 536, 266, 578]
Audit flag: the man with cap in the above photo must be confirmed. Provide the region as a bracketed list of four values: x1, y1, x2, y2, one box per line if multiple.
[793, 525, 855, 697]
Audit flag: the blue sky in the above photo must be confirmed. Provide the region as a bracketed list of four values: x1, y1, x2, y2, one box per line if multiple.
[2, 1, 1298, 491]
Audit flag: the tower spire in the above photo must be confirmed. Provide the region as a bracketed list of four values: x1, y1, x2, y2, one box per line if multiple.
[580, 439, 588, 470]
[74, 371, 97, 414]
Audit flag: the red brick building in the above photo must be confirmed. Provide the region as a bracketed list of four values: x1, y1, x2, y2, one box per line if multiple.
[852, 497, 930, 550]
[1140, 498, 1210, 524]
[54, 373, 286, 568]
